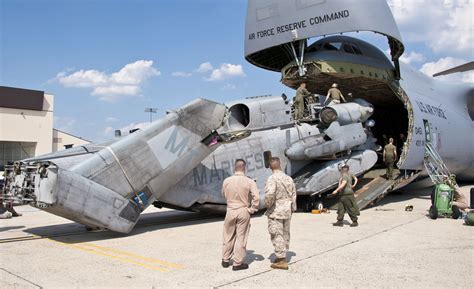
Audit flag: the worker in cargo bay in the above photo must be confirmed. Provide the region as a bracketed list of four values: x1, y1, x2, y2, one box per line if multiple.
[330, 164, 360, 227]
[294, 82, 312, 121]
[221, 159, 260, 271]
[325, 83, 347, 106]
[383, 138, 397, 180]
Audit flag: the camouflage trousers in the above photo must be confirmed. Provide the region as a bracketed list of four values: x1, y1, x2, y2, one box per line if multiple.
[267, 216, 291, 258]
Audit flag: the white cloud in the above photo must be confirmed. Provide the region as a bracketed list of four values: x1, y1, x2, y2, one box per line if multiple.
[109, 60, 160, 85]
[105, 117, 119, 123]
[420, 57, 474, 83]
[172, 71, 192, 77]
[205, 63, 246, 81]
[57, 70, 108, 87]
[54, 116, 76, 133]
[399, 51, 425, 64]
[91, 85, 140, 101]
[55, 60, 160, 101]
[388, 0, 473, 55]
[196, 62, 213, 73]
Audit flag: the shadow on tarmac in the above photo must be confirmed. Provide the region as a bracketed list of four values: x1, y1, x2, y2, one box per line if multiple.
[23, 210, 224, 244]
[0, 225, 25, 232]
[268, 251, 296, 263]
[246, 250, 265, 264]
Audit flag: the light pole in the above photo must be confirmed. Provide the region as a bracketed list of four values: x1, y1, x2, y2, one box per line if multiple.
[145, 108, 158, 123]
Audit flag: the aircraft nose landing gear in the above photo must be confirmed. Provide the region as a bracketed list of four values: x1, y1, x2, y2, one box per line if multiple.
[303, 195, 325, 212]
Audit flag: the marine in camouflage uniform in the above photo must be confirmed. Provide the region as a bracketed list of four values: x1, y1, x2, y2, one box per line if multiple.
[383, 138, 397, 180]
[264, 157, 297, 270]
[331, 165, 360, 227]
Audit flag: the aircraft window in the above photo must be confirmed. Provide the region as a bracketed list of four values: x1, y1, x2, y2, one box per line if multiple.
[351, 44, 363, 55]
[322, 42, 342, 51]
[307, 43, 322, 53]
[263, 151, 272, 168]
[343, 44, 355, 54]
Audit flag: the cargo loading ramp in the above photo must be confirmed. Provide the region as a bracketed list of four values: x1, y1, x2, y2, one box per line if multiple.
[328, 168, 420, 210]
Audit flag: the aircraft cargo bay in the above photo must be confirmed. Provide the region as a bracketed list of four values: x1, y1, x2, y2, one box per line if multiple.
[1, 185, 472, 288]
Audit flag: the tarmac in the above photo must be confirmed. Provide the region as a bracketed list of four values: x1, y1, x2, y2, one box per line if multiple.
[0, 185, 473, 288]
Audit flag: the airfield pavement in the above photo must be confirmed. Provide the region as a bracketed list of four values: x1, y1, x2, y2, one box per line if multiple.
[0, 185, 473, 288]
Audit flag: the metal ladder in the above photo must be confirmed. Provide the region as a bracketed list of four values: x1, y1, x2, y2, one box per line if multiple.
[423, 142, 457, 187]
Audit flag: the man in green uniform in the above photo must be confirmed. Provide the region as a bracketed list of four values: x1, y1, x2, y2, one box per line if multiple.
[383, 138, 397, 180]
[294, 82, 312, 121]
[330, 165, 359, 227]
[325, 83, 346, 106]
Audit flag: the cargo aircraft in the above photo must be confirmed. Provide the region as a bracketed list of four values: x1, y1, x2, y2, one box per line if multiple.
[3, 0, 473, 232]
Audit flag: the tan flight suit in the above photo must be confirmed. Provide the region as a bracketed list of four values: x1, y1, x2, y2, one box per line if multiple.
[221, 172, 260, 266]
[384, 143, 397, 179]
[327, 87, 343, 106]
[294, 87, 311, 120]
[264, 170, 297, 259]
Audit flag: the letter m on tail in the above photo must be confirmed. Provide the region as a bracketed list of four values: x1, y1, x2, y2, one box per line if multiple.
[165, 127, 190, 157]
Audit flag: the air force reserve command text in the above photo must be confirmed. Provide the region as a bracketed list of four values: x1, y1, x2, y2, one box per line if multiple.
[248, 10, 350, 40]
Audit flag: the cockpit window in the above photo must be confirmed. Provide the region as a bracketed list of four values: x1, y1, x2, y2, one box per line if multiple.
[343, 44, 355, 54]
[323, 42, 342, 51]
[307, 41, 363, 55]
[351, 44, 363, 55]
[307, 43, 322, 53]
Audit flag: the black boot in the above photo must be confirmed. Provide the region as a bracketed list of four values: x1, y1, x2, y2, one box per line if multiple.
[232, 263, 249, 271]
[333, 220, 343, 227]
[7, 206, 22, 217]
[221, 260, 231, 268]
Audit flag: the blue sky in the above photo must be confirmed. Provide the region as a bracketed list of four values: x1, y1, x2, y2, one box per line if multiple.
[1, 0, 472, 142]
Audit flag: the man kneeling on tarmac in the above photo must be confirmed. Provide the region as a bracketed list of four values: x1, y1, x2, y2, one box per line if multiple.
[330, 164, 360, 227]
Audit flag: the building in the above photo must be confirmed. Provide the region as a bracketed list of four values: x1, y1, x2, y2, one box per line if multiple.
[0, 86, 90, 169]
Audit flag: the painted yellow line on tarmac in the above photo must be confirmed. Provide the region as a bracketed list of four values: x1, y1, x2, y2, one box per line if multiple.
[44, 238, 173, 273]
[81, 243, 184, 269]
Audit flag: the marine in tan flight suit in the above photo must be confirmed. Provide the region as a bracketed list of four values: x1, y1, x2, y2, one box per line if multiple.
[325, 83, 346, 106]
[221, 159, 260, 271]
[264, 157, 297, 270]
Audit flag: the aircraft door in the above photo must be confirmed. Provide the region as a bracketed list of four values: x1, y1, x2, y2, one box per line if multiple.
[423, 119, 441, 150]
[423, 119, 432, 144]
